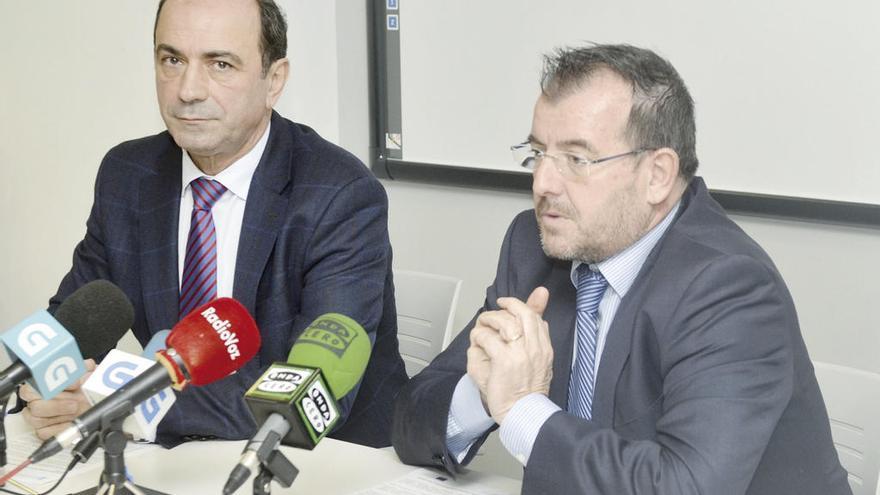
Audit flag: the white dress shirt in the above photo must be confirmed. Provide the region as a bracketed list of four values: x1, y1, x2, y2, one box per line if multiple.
[177, 124, 270, 298]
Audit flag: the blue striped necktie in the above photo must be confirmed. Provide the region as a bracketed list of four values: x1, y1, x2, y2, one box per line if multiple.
[179, 177, 226, 318]
[567, 264, 608, 420]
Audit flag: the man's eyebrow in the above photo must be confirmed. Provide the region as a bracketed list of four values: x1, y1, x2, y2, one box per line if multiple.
[154, 45, 244, 67]
[203, 51, 244, 66]
[155, 43, 183, 57]
[558, 139, 597, 154]
[526, 135, 598, 154]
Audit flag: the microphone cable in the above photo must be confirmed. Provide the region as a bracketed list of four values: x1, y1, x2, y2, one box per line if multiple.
[0, 431, 99, 495]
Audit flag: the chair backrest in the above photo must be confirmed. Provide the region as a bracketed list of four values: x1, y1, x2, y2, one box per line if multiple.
[394, 269, 462, 377]
[813, 361, 880, 495]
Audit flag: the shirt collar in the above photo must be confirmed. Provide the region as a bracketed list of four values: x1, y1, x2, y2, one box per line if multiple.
[180, 122, 271, 201]
[570, 200, 681, 298]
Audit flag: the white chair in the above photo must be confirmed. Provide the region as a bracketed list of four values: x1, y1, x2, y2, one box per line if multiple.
[394, 269, 462, 377]
[813, 361, 880, 495]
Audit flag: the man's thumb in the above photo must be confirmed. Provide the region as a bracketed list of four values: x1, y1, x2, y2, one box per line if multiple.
[526, 287, 550, 316]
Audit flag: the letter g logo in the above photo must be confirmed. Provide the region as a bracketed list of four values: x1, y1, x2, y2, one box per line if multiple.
[139, 390, 169, 423]
[44, 357, 78, 391]
[102, 361, 139, 389]
[18, 323, 58, 357]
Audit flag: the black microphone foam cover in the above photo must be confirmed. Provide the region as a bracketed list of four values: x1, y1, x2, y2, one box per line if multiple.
[53, 280, 134, 358]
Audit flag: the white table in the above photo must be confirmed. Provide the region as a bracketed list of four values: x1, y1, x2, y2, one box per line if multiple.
[2, 413, 522, 495]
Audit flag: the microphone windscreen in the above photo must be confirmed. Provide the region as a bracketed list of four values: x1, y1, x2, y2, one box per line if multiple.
[54, 280, 134, 359]
[142, 330, 171, 359]
[167, 298, 260, 385]
[287, 313, 371, 398]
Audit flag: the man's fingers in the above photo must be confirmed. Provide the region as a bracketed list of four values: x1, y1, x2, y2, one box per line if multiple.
[480, 292, 551, 343]
[21, 407, 76, 432]
[19, 383, 41, 402]
[466, 343, 491, 371]
[525, 287, 550, 316]
[35, 423, 74, 441]
[476, 311, 520, 342]
[470, 326, 508, 358]
[466, 345, 490, 378]
[26, 413, 78, 431]
[497, 296, 544, 346]
[66, 362, 96, 391]
[467, 344, 489, 363]
[26, 398, 80, 418]
[535, 318, 553, 354]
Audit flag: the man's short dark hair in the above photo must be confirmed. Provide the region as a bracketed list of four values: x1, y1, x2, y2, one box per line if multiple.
[154, 0, 287, 77]
[541, 44, 699, 181]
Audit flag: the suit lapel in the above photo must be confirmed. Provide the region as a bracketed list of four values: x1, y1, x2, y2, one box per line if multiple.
[232, 113, 292, 315]
[590, 289, 639, 427]
[590, 184, 695, 427]
[139, 139, 182, 333]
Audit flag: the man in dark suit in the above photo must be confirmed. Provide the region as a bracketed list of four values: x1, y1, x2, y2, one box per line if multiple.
[20, 0, 407, 448]
[392, 44, 851, 493]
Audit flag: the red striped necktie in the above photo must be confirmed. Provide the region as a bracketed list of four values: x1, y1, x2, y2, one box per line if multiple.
[179, 177, 227, 318]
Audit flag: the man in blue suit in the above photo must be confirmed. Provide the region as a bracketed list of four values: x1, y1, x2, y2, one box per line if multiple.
[20, 0, 407, 448]
[392, 44, 850, 493]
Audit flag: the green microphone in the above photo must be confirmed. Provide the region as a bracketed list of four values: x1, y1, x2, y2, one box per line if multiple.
[225, 314, 372, 494]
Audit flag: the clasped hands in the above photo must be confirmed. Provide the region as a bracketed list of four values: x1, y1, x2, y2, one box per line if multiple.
[467, 287, 553, 425]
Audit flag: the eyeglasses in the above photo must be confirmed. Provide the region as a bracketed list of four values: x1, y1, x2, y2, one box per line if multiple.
[510, 142, 651, 179]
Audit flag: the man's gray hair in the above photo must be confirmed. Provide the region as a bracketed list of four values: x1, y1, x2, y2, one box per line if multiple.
[541, 44, 698, 180]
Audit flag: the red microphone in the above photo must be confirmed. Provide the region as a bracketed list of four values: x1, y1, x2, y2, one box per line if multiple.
[158, 297, 261, 388]
[26, 298, 261, 465]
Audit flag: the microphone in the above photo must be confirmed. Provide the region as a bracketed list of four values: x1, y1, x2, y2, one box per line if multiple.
[223, 313, 371, 494]
[0, 280, 134, 399]
[27, 297, 261, 464]
[80, 332, 175, 442]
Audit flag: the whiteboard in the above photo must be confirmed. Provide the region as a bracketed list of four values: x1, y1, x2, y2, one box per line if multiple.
[372, 0, 880, 213]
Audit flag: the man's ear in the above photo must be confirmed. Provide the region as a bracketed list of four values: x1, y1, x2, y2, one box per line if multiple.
[645, 147, 680, 206]
[265, 57, 290, 109]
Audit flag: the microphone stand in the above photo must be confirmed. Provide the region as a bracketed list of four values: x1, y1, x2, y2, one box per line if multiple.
[0, 393, 9, 467]
[252, 449, 298, 495]
[71, 401, 168, 495]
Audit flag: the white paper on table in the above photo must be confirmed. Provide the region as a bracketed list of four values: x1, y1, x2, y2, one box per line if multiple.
[3, 429, 159, 490]
[352, 468, 513, 495]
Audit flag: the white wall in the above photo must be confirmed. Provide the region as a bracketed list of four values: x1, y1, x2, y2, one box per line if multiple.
[0, 2, 160, 326]
[731, 216, 880, 373]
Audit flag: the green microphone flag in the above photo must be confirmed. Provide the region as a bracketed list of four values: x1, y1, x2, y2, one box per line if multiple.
[244, 313, 371, 448]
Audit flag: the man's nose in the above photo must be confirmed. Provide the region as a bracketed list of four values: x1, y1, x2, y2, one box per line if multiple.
[178, 64, 209, 103]
[531, 157, 565, 198]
